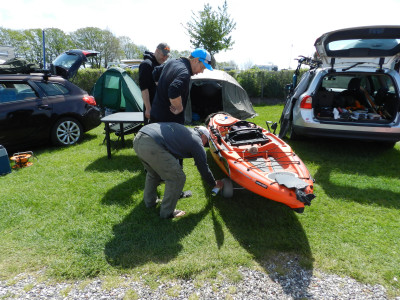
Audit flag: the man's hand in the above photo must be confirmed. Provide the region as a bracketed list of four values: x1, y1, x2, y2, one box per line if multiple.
[215, 180, 224, 189]
[170, 96, 184, 115]
[145, 108, 151, 119]
[170, 105, 183, 114]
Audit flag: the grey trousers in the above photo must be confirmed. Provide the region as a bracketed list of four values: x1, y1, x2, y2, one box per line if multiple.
[133, 132, 186, 218]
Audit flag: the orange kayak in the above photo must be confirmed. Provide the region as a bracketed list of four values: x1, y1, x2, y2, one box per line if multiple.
[206, 112, 315, 213]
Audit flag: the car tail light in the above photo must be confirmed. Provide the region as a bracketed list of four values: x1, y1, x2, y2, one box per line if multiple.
[82, 96, 97, 106]
[300, 95, 312, 109]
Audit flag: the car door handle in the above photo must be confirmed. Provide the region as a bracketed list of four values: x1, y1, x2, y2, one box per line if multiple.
[37, 104, 51, 110]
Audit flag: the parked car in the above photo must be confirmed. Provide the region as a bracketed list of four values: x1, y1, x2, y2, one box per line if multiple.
[279, 26, 400, 147]
[0, 49, 101, 151]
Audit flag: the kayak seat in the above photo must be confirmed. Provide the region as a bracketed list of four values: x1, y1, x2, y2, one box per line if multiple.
[226, 127, 269, 146]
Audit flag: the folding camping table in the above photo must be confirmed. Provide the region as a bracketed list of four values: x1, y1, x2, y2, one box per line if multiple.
[101, 112, 144, 159]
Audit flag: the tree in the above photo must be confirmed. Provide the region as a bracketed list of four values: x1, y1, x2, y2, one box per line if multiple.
[70, 27, 122, 68]
[0, 28, 25, 59]
[22, 29, 44, 65]
[169, 49, 191, 60]
[44, 28, 73, 64]
[216, 60, 238, 70]
[70, 27, 104, 68]
[101, 30, 120, 68]
[119, 36, 147, 59]
[185, 0, 236, 65]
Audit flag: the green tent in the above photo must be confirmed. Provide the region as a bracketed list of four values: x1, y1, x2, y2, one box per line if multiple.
[92, 67, 143, 113]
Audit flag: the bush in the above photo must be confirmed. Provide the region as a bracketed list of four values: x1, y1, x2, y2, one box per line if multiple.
[233, 69, 296, 100]
[235, 69, 260, 98]
[71, 68, 140, 93]
[124, 68, 139, 85]
[71, 68, 105, 93]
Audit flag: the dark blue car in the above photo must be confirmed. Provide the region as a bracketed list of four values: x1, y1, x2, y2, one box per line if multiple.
[0, 50, 101, 151]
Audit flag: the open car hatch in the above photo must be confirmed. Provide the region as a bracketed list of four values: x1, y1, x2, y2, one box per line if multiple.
[51, 49, 99, 80]
[314, 26, 400, 69]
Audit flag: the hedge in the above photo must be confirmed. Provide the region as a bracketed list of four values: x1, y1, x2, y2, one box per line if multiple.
[71, 68, 140, 94]
[72, 67, 302, 101]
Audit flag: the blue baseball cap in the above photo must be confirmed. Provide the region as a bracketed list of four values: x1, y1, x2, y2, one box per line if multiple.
[191, 48, 213, 71]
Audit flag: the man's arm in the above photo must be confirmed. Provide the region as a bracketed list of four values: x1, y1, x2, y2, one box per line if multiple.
[191, 142, 224, 190]
[141, 89, 151, 119]
[169, 96, 184, 115]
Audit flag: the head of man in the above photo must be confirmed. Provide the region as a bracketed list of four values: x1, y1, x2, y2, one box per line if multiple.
[189, 48, 213, 75]
[194, 126, 210, 147]
[155, 42, 170, 64]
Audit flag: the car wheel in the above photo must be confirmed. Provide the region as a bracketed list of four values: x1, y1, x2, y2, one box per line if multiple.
[51, 117, 83, 146]
[221, 178, 234, 198]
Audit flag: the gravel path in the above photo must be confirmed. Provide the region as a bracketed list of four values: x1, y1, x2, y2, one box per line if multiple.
[1, 265, 398, 300]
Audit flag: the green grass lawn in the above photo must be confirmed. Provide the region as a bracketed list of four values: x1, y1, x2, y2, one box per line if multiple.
[1, 104, 399, 296]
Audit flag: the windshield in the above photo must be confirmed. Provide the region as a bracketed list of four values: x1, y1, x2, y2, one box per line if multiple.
[327, 39, 400, 51]
[320, 73, 396, 94]
[52, 53, 79, 68]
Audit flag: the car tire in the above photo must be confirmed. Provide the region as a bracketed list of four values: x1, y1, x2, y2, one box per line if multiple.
[51, 117, 83, 146]
[221, 178, 234, 198]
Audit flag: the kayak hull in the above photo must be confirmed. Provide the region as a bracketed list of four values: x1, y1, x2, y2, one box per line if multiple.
[206, 112, 315, 212]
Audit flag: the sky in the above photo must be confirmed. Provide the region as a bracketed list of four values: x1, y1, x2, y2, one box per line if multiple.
[2, 0, 400, 69]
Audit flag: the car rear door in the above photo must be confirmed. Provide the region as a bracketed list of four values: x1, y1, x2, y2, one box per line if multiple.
[0, 80, 52, 147]
[51, 49, 99, 80]
[314, 26, 400, 69]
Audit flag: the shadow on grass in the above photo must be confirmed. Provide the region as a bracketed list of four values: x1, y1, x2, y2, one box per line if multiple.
[85, 154, 145, 207]
[96, 150, 214, 273]
[104, 198, 212, 270]
[206, 151, 314, 298]
[287, 138, 400, 209]
[3, 130, 99, 156]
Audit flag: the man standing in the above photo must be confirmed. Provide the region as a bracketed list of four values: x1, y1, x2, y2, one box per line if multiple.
[133, 123, 223, 218]
[150, 48, 213, 124]
[139, 43, 170, 124]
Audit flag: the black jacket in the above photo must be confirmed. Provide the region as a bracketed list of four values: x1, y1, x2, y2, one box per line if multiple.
[138, 51, 160, 104]
[150, 58, 192, 124]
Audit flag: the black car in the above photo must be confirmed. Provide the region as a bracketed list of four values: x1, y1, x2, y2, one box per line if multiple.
[0, 50, 101, 150]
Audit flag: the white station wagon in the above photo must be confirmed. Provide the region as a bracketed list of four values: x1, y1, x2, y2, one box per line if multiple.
[279, 26, 400, 147]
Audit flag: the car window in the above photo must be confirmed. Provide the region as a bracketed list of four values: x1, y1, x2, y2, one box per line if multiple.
[327, 39, 400, 51]
[0, 82, 37, 103]
[373, 75, 396, 93]
[321, 75, 353, 91]
[320, 74, 396, 94]
[36, 82, 69, 96]
[52, 53, 79, 68]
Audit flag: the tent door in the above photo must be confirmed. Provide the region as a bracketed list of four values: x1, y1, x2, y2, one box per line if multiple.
[190, 81, 223, 121]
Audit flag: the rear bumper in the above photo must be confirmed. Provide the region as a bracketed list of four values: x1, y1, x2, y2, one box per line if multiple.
[294, 124, 400, 142]
[82, 106, 101, 131]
